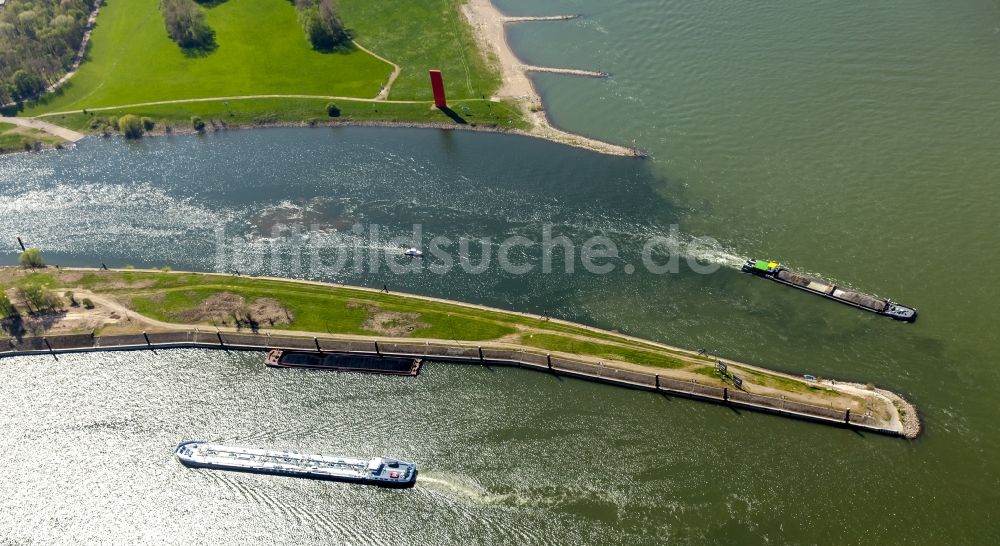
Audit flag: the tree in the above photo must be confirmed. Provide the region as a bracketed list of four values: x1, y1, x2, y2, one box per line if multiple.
[295, 0, 349, 51]
[0, 0, 92, 105]
[81, 297, 95, 310]
[18, 248, 44, 268]
[11, 69, 46, 101]
[141, 117, 156, 131]
[120, 114, 144, 139]
[191, 116, 206, 132]
[326, 102, 341, 117]
[160, 0, 216, 51]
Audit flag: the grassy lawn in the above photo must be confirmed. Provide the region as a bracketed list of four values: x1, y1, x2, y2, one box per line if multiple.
[21, 0, 509, 126]
[24, 0, 392, 115]
[337, 0, 500, 100]
[40, 97, 531, 133]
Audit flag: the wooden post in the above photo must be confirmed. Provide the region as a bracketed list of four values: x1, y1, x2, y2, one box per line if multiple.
[724, 387, 728, 402]
[16, 236, 25, 251]
[547, 354, 552, 370]
[374, 341, 381, 357]
[314, 337, 322, 353]
[43, 337, 56, 360]
[143, 331, 151, 347]
[217, 331, 224, 347]
[845, 408, 851, 424]
[655, 374, 660, 390]
[478, 346, 484, 362]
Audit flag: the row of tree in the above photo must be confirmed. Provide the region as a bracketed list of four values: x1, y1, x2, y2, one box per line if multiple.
[0, 0, 93, 104]
[292, 0, 348, 52]
[160, 0, 215, 51]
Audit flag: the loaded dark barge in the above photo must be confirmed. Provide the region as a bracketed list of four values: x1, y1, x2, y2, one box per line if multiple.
[265, 349, 422, 375]
[741, 259, 917, 322]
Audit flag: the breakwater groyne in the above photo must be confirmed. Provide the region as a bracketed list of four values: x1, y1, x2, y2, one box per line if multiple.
[1, 330, 916, 439]
[502, 15, 580, 23]
[521, 65, 609, 78]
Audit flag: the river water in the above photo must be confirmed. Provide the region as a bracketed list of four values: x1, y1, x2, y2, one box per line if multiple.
[1, 0, 999, 543]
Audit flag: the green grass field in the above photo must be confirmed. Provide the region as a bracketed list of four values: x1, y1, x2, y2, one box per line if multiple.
[24, 0, 392, 115]
[41, 97, 530, 132]
[23, 0, 508, 126]
[337, 0, 501, 100]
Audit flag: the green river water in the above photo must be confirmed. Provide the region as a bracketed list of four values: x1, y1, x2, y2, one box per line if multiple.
[1, 0, 998, 543]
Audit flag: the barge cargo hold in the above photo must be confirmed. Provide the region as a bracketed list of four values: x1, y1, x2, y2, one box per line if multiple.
[265, 349, 422, 375]
[741, 259, 917, 322]
[174, 441, 417, 488]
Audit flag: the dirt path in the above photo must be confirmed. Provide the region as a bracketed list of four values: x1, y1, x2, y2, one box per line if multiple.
[461, 0, 640, 157]
[0, 116, 84, 142]
[351, 41, 402, 100]
[34, 94, 428, 118]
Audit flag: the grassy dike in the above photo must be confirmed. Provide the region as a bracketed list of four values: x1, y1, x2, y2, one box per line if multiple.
[0, 267, 917, 436]
[19, 0, 524, 132]
[36, 97, 530, 134]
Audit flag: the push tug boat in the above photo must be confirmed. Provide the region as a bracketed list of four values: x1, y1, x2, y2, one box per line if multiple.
[741, 259, 917, 322]
[175, 441, 417, 488]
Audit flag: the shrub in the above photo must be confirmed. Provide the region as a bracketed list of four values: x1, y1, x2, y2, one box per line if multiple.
[120, 114, 144, 139]
[16, 286, 46, 312]
[161, 0, 216, 50]
[64, 291, 78, 306]
[81, 298, 95, 310]
[141, 117, 156, 131]
[325, 102, 341, 117]
[18, 248, 44, 268]
[191, 116, 205, 132]
[108, 116, 120, 131]
[161, 265, 172, 272]
[0, 291, 16, 318]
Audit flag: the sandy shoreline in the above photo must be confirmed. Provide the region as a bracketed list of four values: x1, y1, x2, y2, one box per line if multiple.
[462, 0, 642, 157]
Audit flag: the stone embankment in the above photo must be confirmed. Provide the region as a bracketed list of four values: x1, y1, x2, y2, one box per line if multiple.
[1, 330, 919, 439]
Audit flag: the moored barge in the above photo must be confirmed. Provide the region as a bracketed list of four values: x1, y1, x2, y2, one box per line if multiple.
[174, 441, 417, 488]
[741, 259, 916, 322]
[265, 349, 422, 375]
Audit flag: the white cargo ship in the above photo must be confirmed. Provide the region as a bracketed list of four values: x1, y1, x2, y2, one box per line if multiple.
[175, 441, 417, 488]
